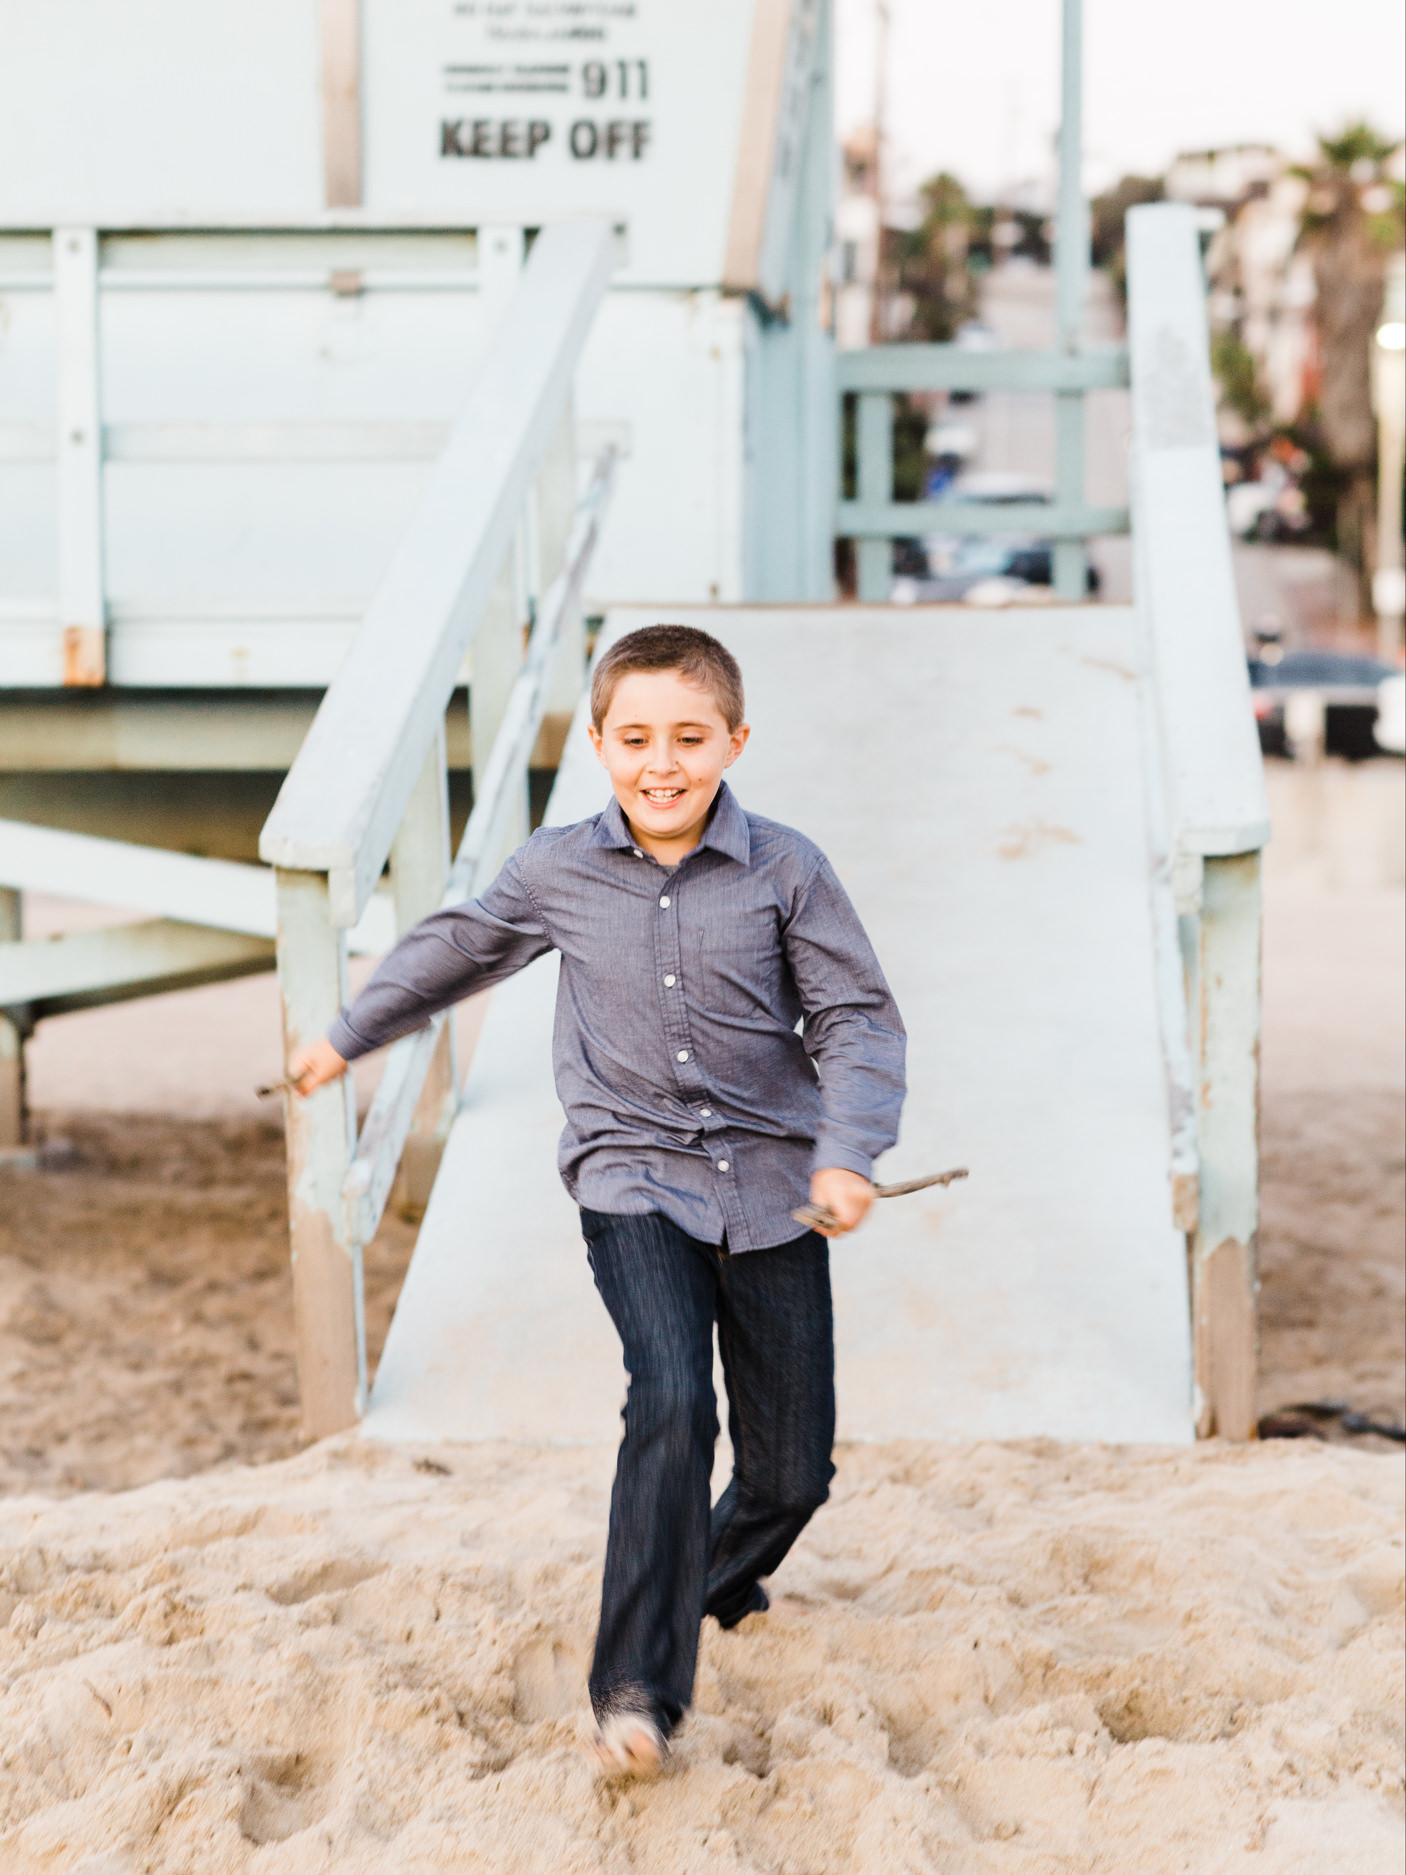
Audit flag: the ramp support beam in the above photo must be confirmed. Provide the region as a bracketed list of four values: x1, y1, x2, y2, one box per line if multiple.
[855, 392, 893, 602]
[1052, 0, 1088, 600]
[0, 889, 24, 1151]
[1186, 851, 1262, 1440]
[389, 728, 457, 1218]
[275, 868, 365, 1439]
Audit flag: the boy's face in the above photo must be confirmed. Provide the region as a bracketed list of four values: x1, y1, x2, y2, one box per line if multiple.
[588, 668, 749, 857]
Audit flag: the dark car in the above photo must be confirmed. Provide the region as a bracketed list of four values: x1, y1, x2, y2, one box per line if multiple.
[1248, 649, 1396, 760]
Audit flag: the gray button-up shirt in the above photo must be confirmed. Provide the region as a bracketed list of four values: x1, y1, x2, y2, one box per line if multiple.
[329, 784, 906, 1252]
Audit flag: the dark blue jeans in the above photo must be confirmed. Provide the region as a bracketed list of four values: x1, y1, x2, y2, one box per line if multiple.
[581, 1208, 836, 1738]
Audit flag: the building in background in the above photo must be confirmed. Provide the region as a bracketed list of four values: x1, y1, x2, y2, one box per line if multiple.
[1166, 145, 1317, 437]
[835, 127, 881, 350]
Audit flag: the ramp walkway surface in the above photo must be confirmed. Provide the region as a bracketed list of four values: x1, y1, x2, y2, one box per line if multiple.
[363, 605, 1193, 1446]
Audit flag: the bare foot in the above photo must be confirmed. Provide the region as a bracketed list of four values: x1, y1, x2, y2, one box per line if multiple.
[587, 1710, 668, 1778]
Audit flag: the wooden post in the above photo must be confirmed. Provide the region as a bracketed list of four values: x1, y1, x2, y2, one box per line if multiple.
[319, 0, 362, 209]
[390, 728, 457, 1218]
[0, 887, 25, 1151]
[855, 391, 892, 602]
[540, 401, 586, 735]
[1052, 0, 1088, 601]
[54, 228, 105, 686]
[275, 867, 364, 1438]
[1188, 850, 1262, 1439]
[471, 555, 529, 872]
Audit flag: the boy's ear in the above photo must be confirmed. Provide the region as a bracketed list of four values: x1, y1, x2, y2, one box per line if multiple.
[587, 722, 605, 761]
[723, 723, 751, 768]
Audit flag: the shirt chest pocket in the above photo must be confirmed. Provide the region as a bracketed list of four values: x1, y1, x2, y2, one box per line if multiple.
[681, 898, 790, 1019]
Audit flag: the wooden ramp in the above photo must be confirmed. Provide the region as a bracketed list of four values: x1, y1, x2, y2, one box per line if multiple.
[364, 605, 1194, 1446]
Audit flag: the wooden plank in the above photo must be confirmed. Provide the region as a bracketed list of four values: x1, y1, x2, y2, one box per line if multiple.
[839, 499, 1130, 541]
[0, 694, 474, 772]
[836, 346, 1129, 394]
[319, 0, 362, 210]
[53, 227, 105, 687]
[1188, 852, 1262, 1439]
[389, 728, 457, 1215]
[0, 888, 23, 1148]
[721, 0, 794, 293]
[0, 817, 394, 954]
[102, 421, 451, 461]
[0, 920, 274, 1016]
[345, 1016, 447, 1244]
[258, 218, 614, 926]
[275, 868, 364, 1438]
[855, 392, 893, 602]
[1127, 204, 1269, 857]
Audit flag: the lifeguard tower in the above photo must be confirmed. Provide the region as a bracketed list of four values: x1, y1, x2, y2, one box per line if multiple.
[0, 1, 1268, 1449]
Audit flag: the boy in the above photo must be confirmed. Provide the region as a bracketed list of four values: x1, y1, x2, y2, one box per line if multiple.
[290, 625, 906, 1775]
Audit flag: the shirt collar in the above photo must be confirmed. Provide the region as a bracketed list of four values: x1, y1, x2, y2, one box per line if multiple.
[591, 782, 751, 866]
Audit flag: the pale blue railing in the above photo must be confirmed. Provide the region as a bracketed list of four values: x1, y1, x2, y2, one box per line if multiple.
[836, 344, 1131, 602]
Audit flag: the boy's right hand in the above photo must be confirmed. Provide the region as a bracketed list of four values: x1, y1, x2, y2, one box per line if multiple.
[288, 1039, 348, 1096]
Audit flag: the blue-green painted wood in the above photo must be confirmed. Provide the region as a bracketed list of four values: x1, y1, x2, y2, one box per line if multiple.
[835, 347, 1128, 394]
[839, 499, 1128, 541]
[742, 0, 836, 601]
[855, 391, 894, 600]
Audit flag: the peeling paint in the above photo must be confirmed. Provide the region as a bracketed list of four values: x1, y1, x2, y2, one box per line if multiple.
[996, 821, 1082, 862]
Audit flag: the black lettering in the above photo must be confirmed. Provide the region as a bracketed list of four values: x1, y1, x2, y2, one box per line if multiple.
[441, 119, 467, 157]
[500, 119, 523, 158]
[471, 120, 493, 156]
[631, 120, 651, 161]
[527, 119, 551, 157]
[583, 60, 606, 98]
[605, 119, 628, 159]
[569, 119, 598, 159]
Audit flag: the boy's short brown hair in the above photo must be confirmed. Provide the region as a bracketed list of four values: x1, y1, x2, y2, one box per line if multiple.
[590, 624, 746, 732]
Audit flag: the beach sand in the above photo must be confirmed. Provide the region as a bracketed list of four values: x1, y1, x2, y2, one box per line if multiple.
[0, 760, 1401, 1871]
[0, 1436, 1401, 1874]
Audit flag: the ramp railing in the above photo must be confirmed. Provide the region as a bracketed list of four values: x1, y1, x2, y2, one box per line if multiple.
[836, 346, 1131, 602]
[1127, 203, 1271, 1441]
[258, 218, 616, 1438]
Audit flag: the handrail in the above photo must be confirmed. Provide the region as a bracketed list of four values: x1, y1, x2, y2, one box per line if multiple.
[1127, 201, 1267, 1441]
[342, 445, 618, 1248]
[1127, 203, 1269, 858]
[259, 217, 614, 926]
[261, 221, 616, 1442]
[838, 340, 1131, 601]
[838, 499, 1129, 542]
[836, 346, 1128, 394]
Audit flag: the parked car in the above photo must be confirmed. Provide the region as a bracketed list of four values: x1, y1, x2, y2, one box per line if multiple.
[1247, 649, 1398, 759]
[1374, 672, 1406, 754]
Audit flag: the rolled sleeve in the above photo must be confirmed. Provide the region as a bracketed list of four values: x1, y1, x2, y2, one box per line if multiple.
[783, 856, 907, 1180]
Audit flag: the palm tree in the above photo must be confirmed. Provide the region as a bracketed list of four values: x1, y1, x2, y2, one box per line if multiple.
[1295, 124, 1406, 612]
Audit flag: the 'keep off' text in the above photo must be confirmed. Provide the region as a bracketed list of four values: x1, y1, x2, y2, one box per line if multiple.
[440, 119, 651, 160]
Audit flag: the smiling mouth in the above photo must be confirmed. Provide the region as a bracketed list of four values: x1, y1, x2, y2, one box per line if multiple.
[641, 787, 686, 806]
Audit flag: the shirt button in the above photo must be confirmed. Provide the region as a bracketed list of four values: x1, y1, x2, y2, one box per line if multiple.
[700, 1108, 712, 1118]
[659, 895, 670, 908]
[632, 848, 643, 858]
[716, 1160, 730, 1173]
[677, 1049, 689, 1062]
[664, 974, 676, 987]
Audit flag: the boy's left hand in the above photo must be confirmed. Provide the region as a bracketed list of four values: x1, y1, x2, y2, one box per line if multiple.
[807, 1167, 874, 1236]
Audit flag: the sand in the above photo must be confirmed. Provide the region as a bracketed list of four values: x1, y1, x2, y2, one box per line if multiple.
[1, 1436, 1402, 1875]
[0, 759, 1402, 1870]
